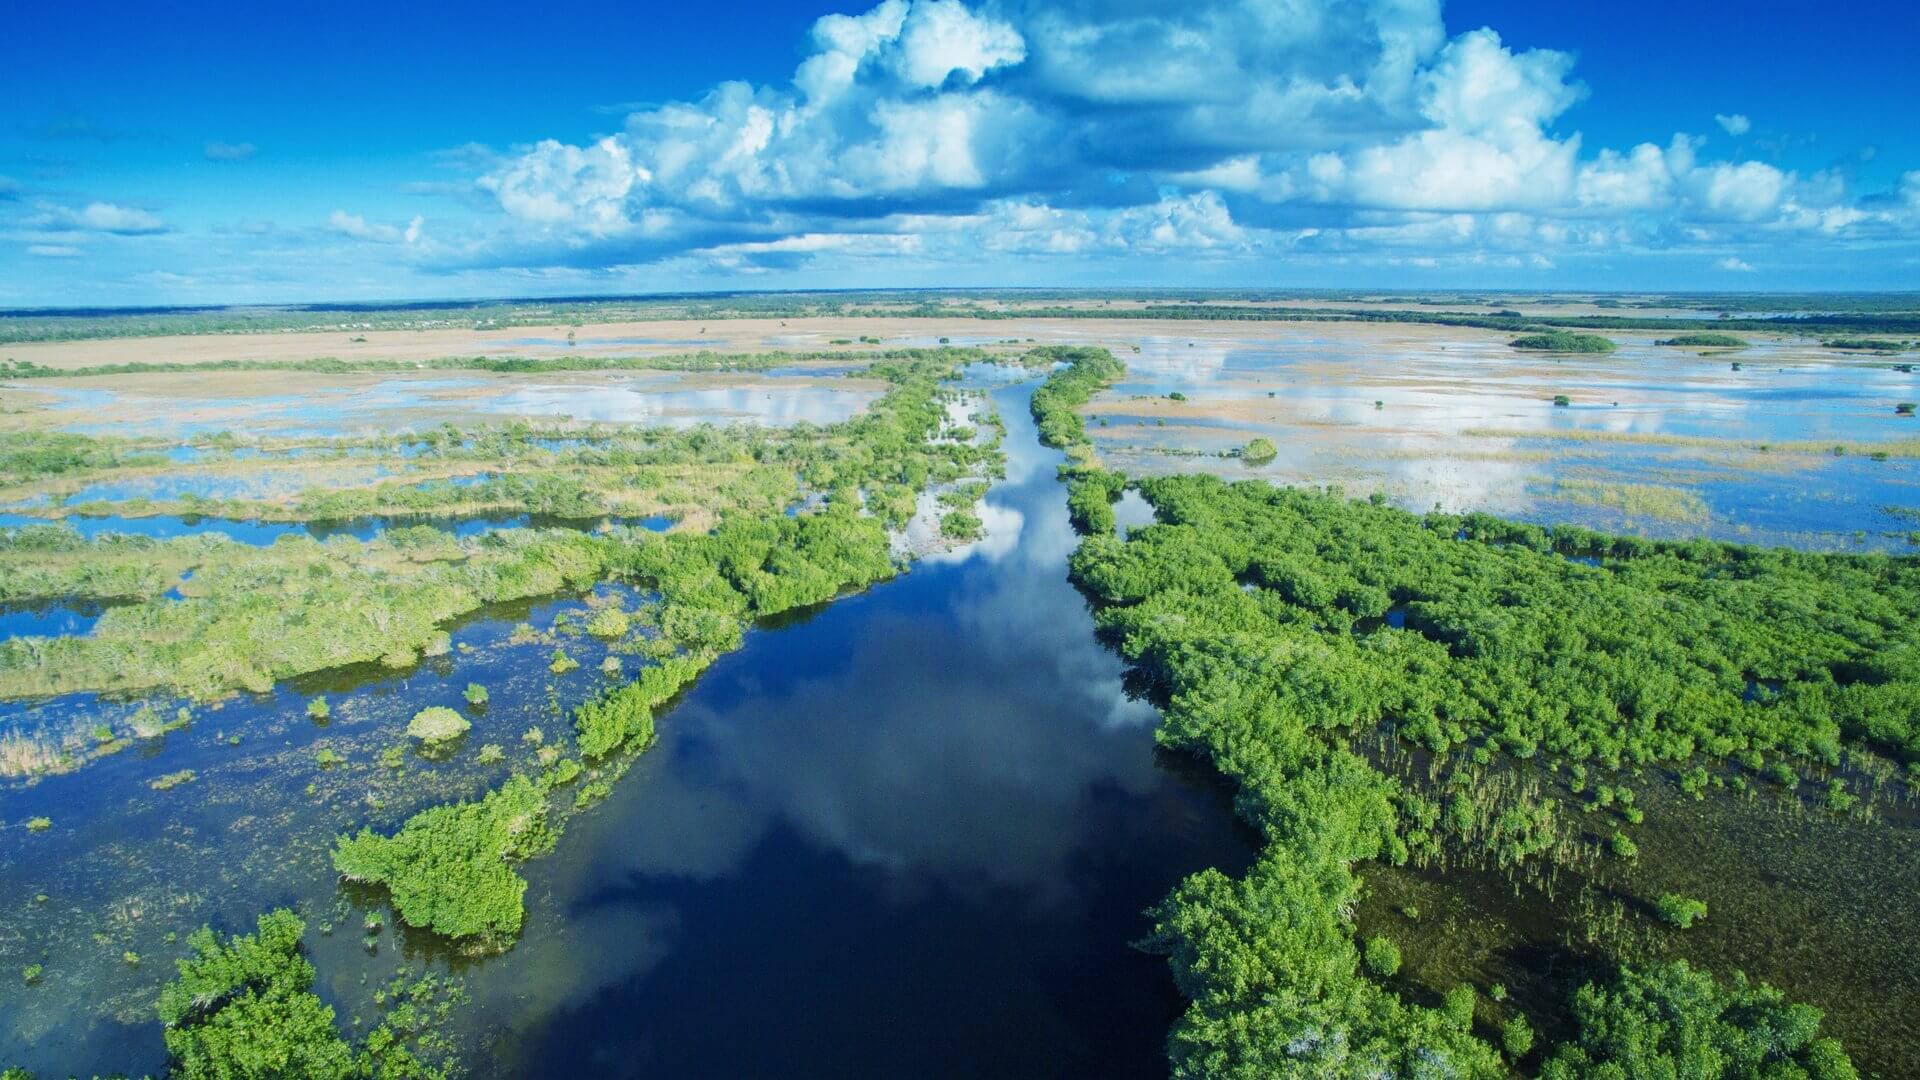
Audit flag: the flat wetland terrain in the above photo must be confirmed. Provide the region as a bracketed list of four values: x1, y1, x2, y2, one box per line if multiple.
[1077, 323, 1920, 550]
[3, 303, 1917, 1077]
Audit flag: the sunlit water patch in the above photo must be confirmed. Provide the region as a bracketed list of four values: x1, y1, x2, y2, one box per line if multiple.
[25, 372, 884, 438]
[0, 600, 108, 638]
[1089, 331, 1920, 549]
[60, 463, 401, 505]
[476, 379, 878, 428]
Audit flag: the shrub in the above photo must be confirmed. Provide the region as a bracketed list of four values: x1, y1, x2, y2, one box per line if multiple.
[1655, 893, 1708, 929]
[463, 682, 489, 707]
[406, 706, 469, 745]
[1363, 935, 1401, 977]
[1542, 962, 1855, 1078]
[305, 697, 330, 721]
[1609, 831, 1638, 859]
[1240, 437, 1278, 465]
[940, 507, 984, 541]
[573, 655, 701, 758]
[1443, 985, 1477, 1029]
[1501, 1015, 1534, 1057]
[1824, 778, 1858, 812]
[585, 607, 630, 639]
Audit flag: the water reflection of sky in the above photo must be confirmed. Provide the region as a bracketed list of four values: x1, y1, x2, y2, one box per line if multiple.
[451, 380, 1251, 1077]
[1093, 333, 1920, 549]
[61, 464, 398, 504]
[29, 374, 879, 437]
[479, 380, 876, 428]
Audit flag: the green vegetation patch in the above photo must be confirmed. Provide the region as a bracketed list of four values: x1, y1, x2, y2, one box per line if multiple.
[1541, 962, 1854, 1078]
[406, 706, 470, 745]
[1239, 437, 1278, 465]
[939, 507, 984, 541]
[1823, 338, 1909, 352]
[1510, 332, 1617, 353]
[331, 775, 555, 947]
[156, 909, 437, 1079]
[573, 654, 701, 758]
[1068, 469, 1899, 1076]
[1546, 477, 1710, 523]
[1026, 344, 1127, 457]
[1655, 333, 1750, 348]
[149, 768, 197, 791]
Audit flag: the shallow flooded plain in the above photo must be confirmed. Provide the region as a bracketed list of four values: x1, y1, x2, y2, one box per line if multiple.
[10, 369, 883, 440]
[1085, 328, 1920, 549]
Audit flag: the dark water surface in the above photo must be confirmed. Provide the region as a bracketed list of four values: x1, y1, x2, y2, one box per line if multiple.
[446, 379, 1255, 1076]
[1, 380, 1253, 1077]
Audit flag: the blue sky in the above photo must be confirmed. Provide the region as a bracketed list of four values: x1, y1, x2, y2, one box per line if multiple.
[4, 0, 1917, 306]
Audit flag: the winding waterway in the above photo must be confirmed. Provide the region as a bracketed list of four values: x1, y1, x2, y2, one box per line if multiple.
[0, 377, 1255, 1076]
[454, 377, 1256, 1075]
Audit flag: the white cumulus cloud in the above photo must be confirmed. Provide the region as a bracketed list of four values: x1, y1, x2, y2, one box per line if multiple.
[329, 210, 425, 245]
[31, 201, 168, 235]
[430, 0, 1911, 279]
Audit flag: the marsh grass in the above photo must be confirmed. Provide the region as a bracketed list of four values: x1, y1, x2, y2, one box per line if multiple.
[1542, 477, 1710, 523]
